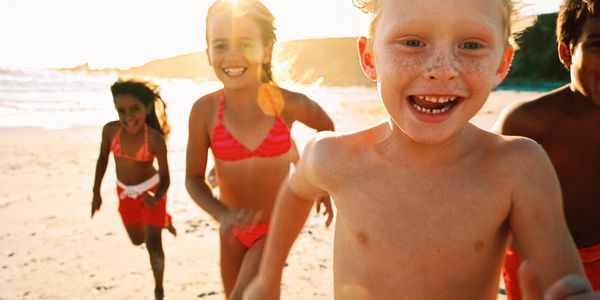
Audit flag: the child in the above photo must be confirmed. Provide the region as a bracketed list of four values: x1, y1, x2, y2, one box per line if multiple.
[494, 0, 600, 298]
[91, 79, 176, 300]
[243, 0, 598, 299]
[185, 1, 335, 299]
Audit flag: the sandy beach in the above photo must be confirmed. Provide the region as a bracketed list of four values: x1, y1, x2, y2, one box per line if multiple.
[0, 89, 543, 299]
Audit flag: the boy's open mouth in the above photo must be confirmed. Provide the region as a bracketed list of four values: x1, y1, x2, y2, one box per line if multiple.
[223, 67, 247, 76]
[409, 95, 459, 114]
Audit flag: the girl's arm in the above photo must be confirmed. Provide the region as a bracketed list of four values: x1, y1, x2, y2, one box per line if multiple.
[292, 94, 335, 132]
[149, 131, 170, 201]
[185, 99, 229, 222]
[91, 123, 112, 217]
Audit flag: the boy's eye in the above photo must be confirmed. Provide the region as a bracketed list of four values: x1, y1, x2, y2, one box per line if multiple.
[404, 39, 424, 47]
[460, 42, 482, 50]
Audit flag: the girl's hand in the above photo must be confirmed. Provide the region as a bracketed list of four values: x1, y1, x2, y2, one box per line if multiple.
[316, 196, 334, 228]
[219, 208, 263, 235]
[91, 194, 102, 218]
[242, 276, 279, 300]
[143, 191, 157, 208]
[519, 260, 599, 300]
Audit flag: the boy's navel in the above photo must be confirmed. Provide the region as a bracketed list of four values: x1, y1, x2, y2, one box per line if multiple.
[474, 240, 485, 251]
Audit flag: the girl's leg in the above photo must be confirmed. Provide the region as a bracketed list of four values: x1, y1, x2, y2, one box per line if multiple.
[145, 225, 165, 300]
[220, 231, 247, 298]
[229, 238, 266, 300]
[124, 223, 145, 245]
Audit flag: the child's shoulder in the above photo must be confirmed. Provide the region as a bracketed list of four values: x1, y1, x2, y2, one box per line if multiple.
[501, 85, 571, 120]
[306, 121, 386, 158]
[277, 87, 313, 108]
[191, 89, 222, 112]
[495, 85, 571, 135]
[102, 121, 121, 136]
[484, 130, 548, 169]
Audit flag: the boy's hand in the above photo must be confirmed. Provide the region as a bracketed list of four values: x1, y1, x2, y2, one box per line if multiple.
[316, 196, 334, 227]
[243, 276, 279, 300]
[91, 194, 102, 218]
[519, 260, 600, 300]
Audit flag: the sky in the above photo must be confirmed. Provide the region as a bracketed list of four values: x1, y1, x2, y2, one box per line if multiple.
[0, 0, 562, 69]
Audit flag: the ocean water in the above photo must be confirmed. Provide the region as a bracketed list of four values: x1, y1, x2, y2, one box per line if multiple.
[0, 67, 551, 146]
[0, 67, 381, 151]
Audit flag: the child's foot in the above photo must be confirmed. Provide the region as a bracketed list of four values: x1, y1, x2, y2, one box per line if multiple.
[154, 287, 164, 300]
[167, 223, 177, 237]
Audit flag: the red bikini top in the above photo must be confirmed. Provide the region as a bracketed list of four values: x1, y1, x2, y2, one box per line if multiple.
[211, 92, 291, 161]
[110, 124, 154, 162]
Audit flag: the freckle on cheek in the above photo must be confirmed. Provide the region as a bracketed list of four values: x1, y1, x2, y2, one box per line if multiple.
[391, 57, 425, 74]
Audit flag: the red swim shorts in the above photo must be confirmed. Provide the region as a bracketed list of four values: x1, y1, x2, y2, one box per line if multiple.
[503, 244, 600, 300]
[116, 175, 171, 228]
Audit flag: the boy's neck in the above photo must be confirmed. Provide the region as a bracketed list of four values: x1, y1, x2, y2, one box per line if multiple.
[379, 119, 478, 165]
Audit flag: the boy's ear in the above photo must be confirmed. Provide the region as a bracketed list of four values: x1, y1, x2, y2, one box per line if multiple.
[358, 36, 377, 81]
[558, 43, 572, 69]
[494, 46, 515, 85]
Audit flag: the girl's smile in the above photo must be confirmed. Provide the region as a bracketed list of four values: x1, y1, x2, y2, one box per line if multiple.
[114, 94, 150, 134]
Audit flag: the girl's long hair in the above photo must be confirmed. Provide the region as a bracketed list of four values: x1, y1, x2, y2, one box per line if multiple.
[110, 79, 171, 139]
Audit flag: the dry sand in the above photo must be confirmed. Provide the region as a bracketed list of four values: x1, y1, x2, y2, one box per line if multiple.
[0, 90, 542, 299]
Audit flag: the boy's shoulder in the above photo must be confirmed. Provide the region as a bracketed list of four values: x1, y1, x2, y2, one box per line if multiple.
[495, 85, 571, 135]
[485, 131, 549, 170]
[307, 121, 386, 159]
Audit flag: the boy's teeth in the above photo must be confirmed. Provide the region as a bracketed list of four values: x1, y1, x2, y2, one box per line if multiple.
[416, 96, 457, 103]
[411, 102, 452, 114]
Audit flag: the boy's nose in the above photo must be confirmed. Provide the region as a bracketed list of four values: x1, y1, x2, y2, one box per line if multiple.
[423, 51, 458, 81]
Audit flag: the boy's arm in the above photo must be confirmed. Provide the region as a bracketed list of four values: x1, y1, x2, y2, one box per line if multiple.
[518, 260, 598, 300]
[508, 139, 586, 289]
[244, 137, 330, 299]
[91, 123, 112, 217]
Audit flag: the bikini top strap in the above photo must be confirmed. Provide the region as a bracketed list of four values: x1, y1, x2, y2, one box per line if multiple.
[218, 91, 225, 121]
[265, 86, 280, 117]
[143, 123, 148, 150]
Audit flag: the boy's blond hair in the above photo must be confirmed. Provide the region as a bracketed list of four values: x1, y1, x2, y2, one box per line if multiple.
[352, 0, 536, 48]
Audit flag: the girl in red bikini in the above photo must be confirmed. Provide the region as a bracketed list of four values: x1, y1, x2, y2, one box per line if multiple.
[91, 79, 176, 300]
[186, 1, 335, 298]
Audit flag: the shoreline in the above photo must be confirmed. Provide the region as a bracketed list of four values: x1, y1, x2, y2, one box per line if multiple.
[0, 89, 540, 299]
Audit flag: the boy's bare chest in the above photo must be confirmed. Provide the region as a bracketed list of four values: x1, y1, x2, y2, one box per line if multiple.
[330, 162, 511, 251]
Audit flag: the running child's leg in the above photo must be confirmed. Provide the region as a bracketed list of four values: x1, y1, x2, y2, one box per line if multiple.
[220, 231, 247, 297]
[145, 225, 165, 300]
[229, 238, 266, 300]
[124, 223, 145, 245]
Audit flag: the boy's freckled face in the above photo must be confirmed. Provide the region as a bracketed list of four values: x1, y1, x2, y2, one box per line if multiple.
[570, 17, 600, 106]
[370, 0, 509, 144]
[207, 12, 268, 88]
